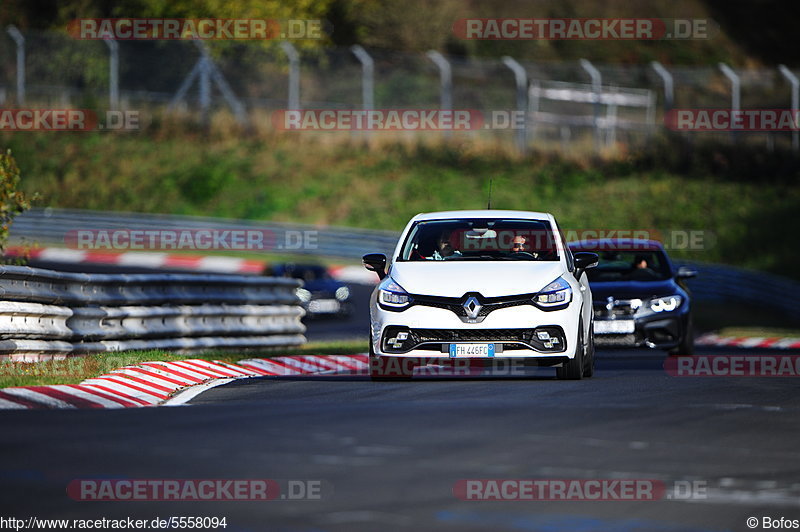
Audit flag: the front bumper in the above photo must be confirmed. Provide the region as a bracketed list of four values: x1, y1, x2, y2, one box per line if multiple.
[593, 313, 685, 349]
[371, 301, 581, 359]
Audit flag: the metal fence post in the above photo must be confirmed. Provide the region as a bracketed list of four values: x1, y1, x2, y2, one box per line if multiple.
[779, 65, 799, 152]
[650, 61, 674, 113]
[426, 50, 453, 138]
[527, 81, 540, 141]
[501, 56, 527, 153]
[104, 39, 119, 111]
[606, 85, 618, 146]
[580, 59, 602, 150]
[197, 46, 211, 127]
[281, 42, 300, 110]
[6, 26, 25, 106]
[718, 64, 740, 112]
[719, 63, 740, 142]
[351, 45, 374, 111]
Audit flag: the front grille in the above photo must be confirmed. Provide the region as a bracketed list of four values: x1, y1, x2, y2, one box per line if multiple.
[594, 334, 638, 346]
[594, 300, 638, 319]
[381, 326, 567, 354]
[413, 328, 530, 342]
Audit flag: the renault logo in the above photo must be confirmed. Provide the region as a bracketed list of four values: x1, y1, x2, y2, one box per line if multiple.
[463, 296, 482, 319]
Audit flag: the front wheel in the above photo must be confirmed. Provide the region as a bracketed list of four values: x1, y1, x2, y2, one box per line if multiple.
[556, 319, 585, 380]
[583, 320, 595, 378]
[668, 315, 695, 357]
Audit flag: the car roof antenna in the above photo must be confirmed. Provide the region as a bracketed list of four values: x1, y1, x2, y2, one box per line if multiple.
[487, 179, 493, 209]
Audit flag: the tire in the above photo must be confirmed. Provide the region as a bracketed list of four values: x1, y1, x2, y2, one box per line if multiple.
[556, 319, 585, 380]
[583, 319, 595, 378]
[668, 315, 695, 357]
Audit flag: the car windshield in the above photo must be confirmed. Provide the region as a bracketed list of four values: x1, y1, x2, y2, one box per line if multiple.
[274, 265, 330, 282]
[583, 249, 672, 282]
[399, 219, 560, 262]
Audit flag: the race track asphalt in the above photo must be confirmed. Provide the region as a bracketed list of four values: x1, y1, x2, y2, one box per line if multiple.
[2, 346, 798, 532]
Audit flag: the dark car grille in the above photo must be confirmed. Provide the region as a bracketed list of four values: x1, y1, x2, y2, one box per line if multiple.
[593, 300, 638, 319]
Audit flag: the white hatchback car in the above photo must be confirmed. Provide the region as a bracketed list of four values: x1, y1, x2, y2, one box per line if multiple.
[363, 210, 599, 380]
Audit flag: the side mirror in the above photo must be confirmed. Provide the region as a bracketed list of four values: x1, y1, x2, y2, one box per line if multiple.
[676, 266, 697, 279]
[362, 253, 387, 280]
[573, 252, 599, 279]
[573, 252, 599, 270]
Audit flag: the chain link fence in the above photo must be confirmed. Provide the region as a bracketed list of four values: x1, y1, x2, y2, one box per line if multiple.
[1, 27, 799, 151]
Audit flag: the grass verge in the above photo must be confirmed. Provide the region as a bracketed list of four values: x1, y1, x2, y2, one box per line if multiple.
[0, 339, 368, 389]
[4, 130, 799, 279]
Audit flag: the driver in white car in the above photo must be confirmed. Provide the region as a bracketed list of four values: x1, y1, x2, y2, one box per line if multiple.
[430, 231, 462, 260]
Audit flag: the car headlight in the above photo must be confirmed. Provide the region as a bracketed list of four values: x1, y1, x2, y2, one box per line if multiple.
[534, 276, 572, 308]
[335, 286, 350, 301]
[649, 295, 682, 312]
[295, 288, 312, 303]
[378, 277, 413, 309]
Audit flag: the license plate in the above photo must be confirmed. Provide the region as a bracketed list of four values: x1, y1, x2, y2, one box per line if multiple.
[308, 299, 340, 313]
[593, 320, 635, 334]
[449, 343, 495, 358]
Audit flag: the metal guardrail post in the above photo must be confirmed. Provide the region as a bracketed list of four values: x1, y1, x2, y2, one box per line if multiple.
[6, 26, 25, 106]
[779, 65, 799, 152]
[281, 42, 301, 110]
[580, 58, 602, 150]
[501, 56, 528, 153]
[104, 39, 120, 111]
[650, 61, 674, 113]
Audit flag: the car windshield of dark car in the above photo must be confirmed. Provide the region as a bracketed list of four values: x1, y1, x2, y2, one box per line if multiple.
[277, 265, 329, 282]
[399, 219, 560, 261]
[584, 249, 671, 282]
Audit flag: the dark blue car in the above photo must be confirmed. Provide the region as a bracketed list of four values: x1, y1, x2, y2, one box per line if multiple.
[265, 263, 352, 318]
[568, 239, 696, 356]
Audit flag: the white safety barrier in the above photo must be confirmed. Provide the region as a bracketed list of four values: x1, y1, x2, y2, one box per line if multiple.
[0, 265, 306, 359]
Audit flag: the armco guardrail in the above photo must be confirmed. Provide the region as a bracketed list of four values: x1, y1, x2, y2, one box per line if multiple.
[0, 265, 306, 360]
[9, 207, 400, 260]
[678, 261, 800, 321]
[9, 208, 800, 322]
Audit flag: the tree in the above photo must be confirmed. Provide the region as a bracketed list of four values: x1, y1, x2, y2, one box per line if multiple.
[0, 150, 37, 260]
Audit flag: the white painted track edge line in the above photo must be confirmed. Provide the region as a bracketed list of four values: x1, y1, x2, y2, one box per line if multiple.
[163, 377, 239, 406]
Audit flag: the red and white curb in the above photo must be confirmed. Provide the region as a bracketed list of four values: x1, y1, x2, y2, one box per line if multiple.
[5, 246, 377, 285]
[5, 246, 266, 275]
[696, 333, 800, 350]
[0, 354, 369, 410]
